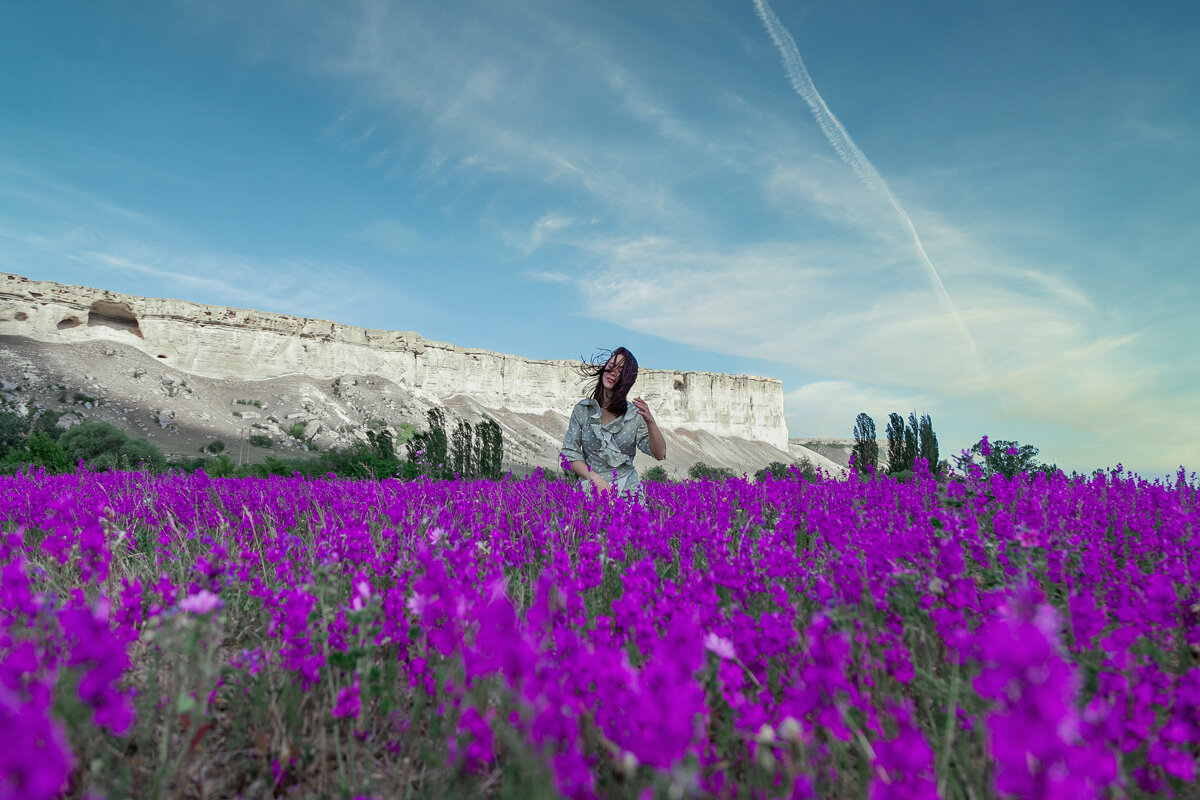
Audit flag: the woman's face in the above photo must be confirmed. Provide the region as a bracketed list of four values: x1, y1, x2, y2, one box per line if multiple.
[602, 354, 625, 391]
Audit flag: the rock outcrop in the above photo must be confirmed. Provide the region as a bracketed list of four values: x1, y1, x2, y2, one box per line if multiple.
[0, 272, 787, 445]
[0, 272, 843, 478]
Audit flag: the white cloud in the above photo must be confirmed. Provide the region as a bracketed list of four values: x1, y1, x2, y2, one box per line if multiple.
[523, 270, 570, 284]
[785, 381, 927, 439]
[0, 221, 408, 324]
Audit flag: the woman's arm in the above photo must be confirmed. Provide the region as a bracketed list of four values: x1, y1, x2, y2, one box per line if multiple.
[632, 397, 666, 461]
[569, 460, 611, 490]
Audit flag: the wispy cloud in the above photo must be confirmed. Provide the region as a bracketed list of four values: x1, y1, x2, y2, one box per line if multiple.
[0, 221, 409, 325]
[751, 0, 990, 392]
[0, 159, 160, 228]
[523, 270, 570, 284]
[785, 381, 928, 439]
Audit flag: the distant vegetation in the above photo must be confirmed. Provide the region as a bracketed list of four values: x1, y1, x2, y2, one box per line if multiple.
[963, 436, 1059, 479]
[0, 415, 165, 474]
[0, 405, 507, 482]
[849, 410, 940, 478]
[851, 411, 1061, 482]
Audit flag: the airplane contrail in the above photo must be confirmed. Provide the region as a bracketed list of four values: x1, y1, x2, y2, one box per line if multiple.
[752, 0, 994, 392]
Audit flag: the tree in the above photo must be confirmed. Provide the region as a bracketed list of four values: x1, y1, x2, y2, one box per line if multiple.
[422, 409, 449, 477]
[885, 413, 908, 474]
[59, 421, 129, 465]
[970, 438, 1043, 479]
[851, 413, 878, 475]
[474, 416, 503, 480]
[918, 414, 939, 473]
[885, 411, 940, 476]
[366, 428, 395, 461]
[0, 411, 29, 456]
[452, 418, 474, 477]
[904, 412, 920, 473]
[405, 409, 466, 480]
[25, 431, 70, 474]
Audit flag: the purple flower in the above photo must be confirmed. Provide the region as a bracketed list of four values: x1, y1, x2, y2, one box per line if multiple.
[332, 677, 361, 720]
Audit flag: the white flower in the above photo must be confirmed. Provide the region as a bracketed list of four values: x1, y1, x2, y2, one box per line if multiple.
[703, 632, 736, 660]
[179, 589, 222, 615]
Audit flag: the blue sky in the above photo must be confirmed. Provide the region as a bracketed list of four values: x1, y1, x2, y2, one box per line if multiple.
[2, 0, 1197, 476]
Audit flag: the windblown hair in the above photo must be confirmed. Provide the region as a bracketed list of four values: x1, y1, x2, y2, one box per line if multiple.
[579, 347, 639, 417]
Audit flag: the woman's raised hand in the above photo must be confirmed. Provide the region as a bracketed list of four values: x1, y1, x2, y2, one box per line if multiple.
[631, 397, 655, 425]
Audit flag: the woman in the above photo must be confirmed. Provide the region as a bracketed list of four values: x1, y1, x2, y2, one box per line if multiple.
[560, 347, 667, 499]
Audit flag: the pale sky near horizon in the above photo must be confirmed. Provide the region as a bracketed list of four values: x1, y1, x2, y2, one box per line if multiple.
[2, 1, 1197, 477]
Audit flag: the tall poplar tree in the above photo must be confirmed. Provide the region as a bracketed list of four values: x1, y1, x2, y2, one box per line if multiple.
[851, 413, 878, 475]
[918, 414, 939, 472]
[885, 413, 907, 474]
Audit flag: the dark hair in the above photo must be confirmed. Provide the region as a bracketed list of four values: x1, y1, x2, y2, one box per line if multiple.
[579, 347, 639, 416]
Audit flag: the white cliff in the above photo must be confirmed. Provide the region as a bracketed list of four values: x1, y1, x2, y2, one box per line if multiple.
[0, 272, 791, 451]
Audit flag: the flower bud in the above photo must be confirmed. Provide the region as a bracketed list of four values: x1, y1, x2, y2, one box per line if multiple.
[617, 751, 638, 780]
[755, 723, 776, 745]
[756, 746, 776, 773]
[779, 716, 801, 743]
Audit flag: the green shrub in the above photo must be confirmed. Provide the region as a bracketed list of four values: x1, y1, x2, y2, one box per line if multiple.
[205, 454, 236, 477]
[643, 465, 671, 483]
[687, 462, 736, 481]
[753, 461, 790, 482]
[30, 410, 63, 441]
[117, 438, 166, 471]
[286, 422, 307, 440]
[2, 430, 71, 474]
[248, 434, 272, 449]
[204, 440, 226, 455]
[0, 410, 28, 453]
[790, 456, 821, 482]
[59, 421, 128, 463]
[395, 422, 419, 445]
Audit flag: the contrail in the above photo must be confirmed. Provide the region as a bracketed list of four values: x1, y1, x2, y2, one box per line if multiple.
[752, 0, 993, 391]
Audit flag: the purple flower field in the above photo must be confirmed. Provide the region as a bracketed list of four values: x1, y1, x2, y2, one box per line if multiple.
[2, 460, 1199, 799]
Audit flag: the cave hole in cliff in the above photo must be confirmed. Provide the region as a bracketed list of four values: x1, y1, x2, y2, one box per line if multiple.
[57, 316, 82, 330]
[14, 312, 27, 321]
[87, 301, 143, 338]
[156, 354, 167, 359]
[673, 379, 685, 391]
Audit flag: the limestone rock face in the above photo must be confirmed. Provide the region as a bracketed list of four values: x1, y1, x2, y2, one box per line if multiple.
[0, 272, 790, 449]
